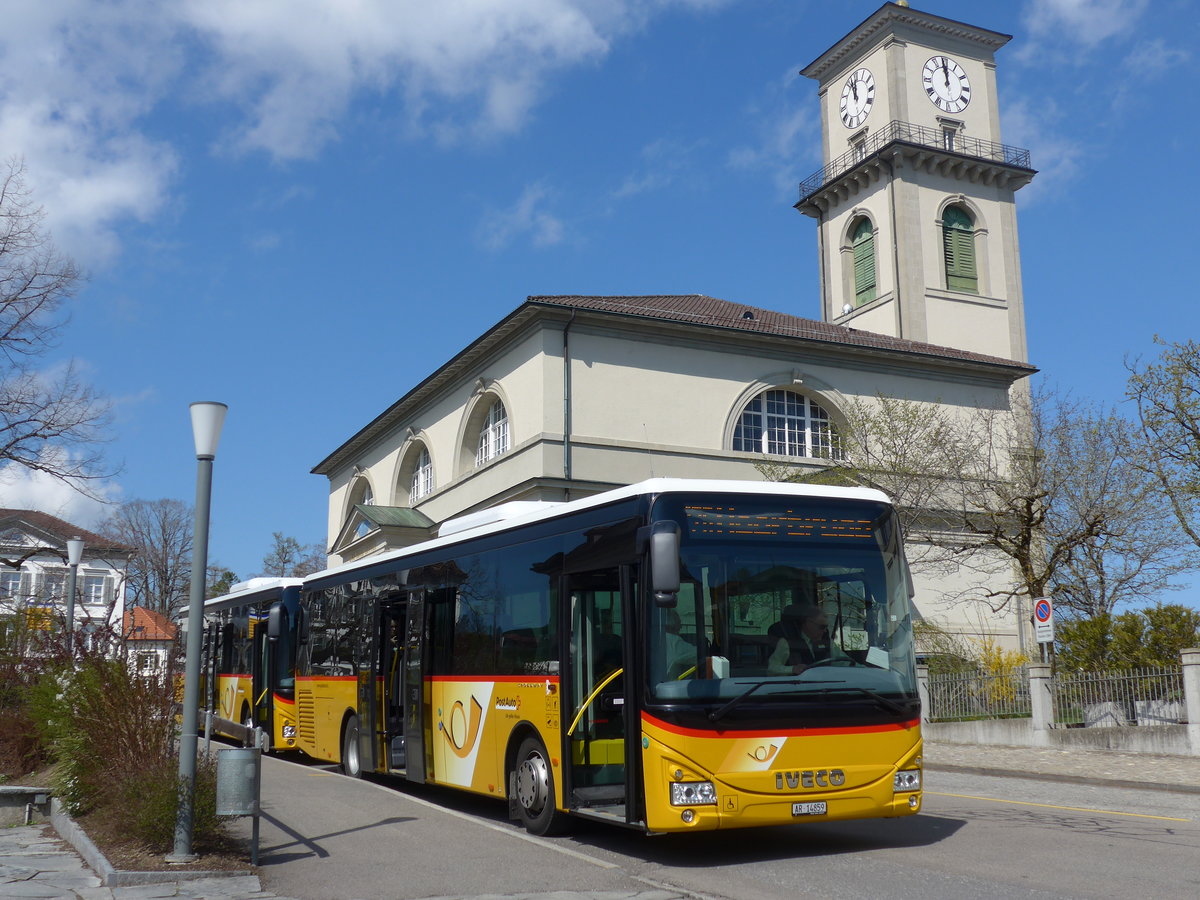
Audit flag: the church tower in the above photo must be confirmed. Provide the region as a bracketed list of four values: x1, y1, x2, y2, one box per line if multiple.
[797, 3, 1035, 363]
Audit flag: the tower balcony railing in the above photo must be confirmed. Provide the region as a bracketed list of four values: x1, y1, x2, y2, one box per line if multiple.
[798, 119, 1032, 204]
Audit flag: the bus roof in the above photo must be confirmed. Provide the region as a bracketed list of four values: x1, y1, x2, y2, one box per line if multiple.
[306, 477, 892, 590]
[204, 576, 304, 612]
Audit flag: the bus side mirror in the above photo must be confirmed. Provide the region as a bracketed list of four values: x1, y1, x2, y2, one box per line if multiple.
[649, 521, 680, 608]
[267, 602, 285, 643]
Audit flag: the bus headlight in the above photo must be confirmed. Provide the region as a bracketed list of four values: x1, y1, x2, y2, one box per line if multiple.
[670, 781, 717, 806]
[894, 769, 921, 792]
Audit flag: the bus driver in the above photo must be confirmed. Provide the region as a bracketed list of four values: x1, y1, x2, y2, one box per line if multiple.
[768, 603, 846, 675]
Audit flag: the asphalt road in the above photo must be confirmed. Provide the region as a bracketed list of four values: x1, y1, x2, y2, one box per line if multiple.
[240, 755, 1200, 900]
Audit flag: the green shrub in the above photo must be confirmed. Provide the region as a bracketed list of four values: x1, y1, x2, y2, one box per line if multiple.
[117, 755, 225, 853]
[26, 647, 226, 851]
[0, 613, 70, 779]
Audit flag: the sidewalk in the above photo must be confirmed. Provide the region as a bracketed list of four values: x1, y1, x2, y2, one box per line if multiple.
[923, 739, 1200, 793]
[3, 740, 1197, 899]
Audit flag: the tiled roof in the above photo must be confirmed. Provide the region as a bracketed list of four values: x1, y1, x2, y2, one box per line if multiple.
[525, 294, 1035, 371]
[123, 606, 177, 642]
[0, 509, 135, 554]
[312, 292, 1035, 475]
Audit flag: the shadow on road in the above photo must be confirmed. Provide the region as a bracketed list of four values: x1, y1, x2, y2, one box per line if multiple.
[565, 813, 966, 866]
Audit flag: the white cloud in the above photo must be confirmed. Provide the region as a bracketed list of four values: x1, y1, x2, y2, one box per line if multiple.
[0, 1, 731, 267]
[614, 139, 703, 200]
[1021, 0, 1148, 52]
[1000, 97, 1083, 205]
[0, 1, 180, 265]
[727, 67, 816, 192]
[0, 450, 121, 530]
[1122, 38, 1190, 78]
[478, 183, 565, 250]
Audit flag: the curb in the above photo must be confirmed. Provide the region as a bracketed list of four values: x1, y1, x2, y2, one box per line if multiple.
[925, 762, 1200, 795]
[50, 798, 262, 889]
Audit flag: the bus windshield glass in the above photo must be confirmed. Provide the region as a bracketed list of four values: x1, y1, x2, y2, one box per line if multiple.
[646, 494, 918, 711]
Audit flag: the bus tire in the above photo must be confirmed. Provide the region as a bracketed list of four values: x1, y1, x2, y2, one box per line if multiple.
[512, 736, 569, 836]
[342, 715, 362, 778]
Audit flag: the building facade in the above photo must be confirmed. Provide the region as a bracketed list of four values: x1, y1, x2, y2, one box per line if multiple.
[0, 509, 134, 651]
[313, 4, 1038, 651]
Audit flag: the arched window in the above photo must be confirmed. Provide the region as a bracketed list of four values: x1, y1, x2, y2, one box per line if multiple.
[732, 390, 841, 459]
[475, 400, 509, 466]
[851, 216, 876, 306]
[409, 446, 433, 504]
[942, 205, 978, 293]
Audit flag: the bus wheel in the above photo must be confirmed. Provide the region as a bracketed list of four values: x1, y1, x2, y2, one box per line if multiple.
[513, 736, 569, 836]
[342, 715, 362, 778]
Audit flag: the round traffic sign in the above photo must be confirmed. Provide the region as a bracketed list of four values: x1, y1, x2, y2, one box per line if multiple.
[1034, 599, 1052, 622]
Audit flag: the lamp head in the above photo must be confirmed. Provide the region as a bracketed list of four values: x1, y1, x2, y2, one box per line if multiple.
[190, 401, 228, 460]
[66, 537, 85, 567]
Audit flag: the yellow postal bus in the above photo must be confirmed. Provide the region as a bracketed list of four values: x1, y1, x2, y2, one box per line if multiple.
[201, 577, 303, 751]
[293, 479, 922, 834]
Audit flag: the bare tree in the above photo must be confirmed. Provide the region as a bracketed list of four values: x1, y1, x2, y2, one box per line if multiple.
[258, 532, 325, 578]
[958, 391, 1189, 617]
[1127, 337, 1200, 550]
[0, 158, 111, 490]
[99, 499, 192, 618]
[765, 387, 1191, 618]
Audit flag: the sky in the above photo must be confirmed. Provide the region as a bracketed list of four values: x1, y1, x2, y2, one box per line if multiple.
[1, 0, 1197, 595]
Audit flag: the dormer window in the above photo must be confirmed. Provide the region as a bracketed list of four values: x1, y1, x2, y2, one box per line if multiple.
[937, 116, 964, 153]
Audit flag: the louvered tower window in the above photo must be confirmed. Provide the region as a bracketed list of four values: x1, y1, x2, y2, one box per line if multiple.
[851, 216, 877, 306]
[942, 205, 978, 293]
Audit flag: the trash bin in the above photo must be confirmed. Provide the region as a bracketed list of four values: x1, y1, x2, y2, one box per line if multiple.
[215, 747, 261, 817]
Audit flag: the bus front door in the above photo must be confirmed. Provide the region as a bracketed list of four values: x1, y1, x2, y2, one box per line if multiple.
[565, 567, 635, 824]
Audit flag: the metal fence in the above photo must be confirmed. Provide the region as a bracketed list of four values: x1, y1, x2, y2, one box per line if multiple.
[926, 669, 1031, 722]
[1052, 666, 1185, 728]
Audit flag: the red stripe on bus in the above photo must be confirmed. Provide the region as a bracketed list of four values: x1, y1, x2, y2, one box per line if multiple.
[425, 675, 561, 684]
[294, 675, 359, 682]
[642, 711, 919, 739]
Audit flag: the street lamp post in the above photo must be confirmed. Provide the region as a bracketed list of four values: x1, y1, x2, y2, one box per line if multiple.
[169, 401, 227, 863]
[64, 537, 85, 643]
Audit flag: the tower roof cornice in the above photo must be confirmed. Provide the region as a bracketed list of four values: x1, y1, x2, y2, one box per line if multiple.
[801, 2, 1011, 83]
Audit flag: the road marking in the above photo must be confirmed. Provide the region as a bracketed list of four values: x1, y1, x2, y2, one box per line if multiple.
[928, 791, 1191, 822]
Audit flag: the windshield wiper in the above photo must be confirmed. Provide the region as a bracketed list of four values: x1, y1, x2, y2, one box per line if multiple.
[707, 678, 841, 723]
[708, 680, 776, 722]
[808, 686, 914, 717]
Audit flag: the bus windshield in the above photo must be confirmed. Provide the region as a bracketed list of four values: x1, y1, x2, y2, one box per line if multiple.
[646, 494, 918, 711]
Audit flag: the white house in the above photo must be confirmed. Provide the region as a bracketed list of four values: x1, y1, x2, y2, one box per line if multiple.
[0, 509, 134, 652]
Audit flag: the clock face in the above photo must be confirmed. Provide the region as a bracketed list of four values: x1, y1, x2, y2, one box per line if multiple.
[839, 67, 875, 129]
[922, 55, 971, 113]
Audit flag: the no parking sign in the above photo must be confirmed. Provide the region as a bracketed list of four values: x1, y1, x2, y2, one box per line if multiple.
[1033, 597, 1054, 644]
